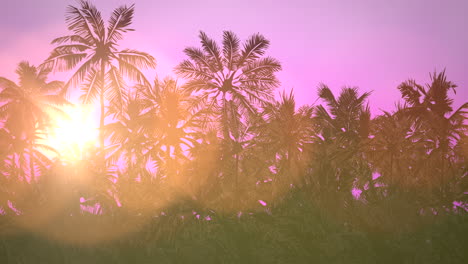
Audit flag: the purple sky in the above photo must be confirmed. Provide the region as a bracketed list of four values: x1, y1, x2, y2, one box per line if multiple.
[1, 0, 467, 115]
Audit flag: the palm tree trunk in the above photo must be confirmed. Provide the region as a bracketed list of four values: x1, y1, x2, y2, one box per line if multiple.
[235, 152, 239, 195]
[286, 146, 292, 184]
[99, 61, 106, 151]
[390, 153, 394, 186]
[166, 145, 172, 180]
[440, 139, 448, 198]
[29, 144, 35, 182]
[221, 92, 230, 141]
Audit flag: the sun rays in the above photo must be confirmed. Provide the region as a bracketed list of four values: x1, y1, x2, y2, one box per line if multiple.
[42, 105, 98, 161]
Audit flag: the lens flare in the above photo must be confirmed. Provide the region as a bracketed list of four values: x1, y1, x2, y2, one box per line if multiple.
[43, 105, 98, 160]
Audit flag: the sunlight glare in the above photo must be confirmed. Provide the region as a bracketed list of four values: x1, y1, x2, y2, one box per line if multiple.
[45, 105, 98, 160]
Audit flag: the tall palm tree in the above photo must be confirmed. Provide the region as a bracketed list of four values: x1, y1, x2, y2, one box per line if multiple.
[369, 108, 426, 191]
[312, 85, 372, 194]
[138, 78, 197, 163]
[105, 91, 152, 177]
[137, 78, 199, 188]
[0, 62, 66, 137]
[186, 129, 224, 204]
[175, 30, 281, 143]
[0, 126, 60, 215]
[105, 77, 199, 203]
[397, 71, 468, 193]
[255, 90, 314, 186]
[0, 61, 66, 182]
[41, 0, 156, 149]
[175, 31, 281, 192]
[315, 85, 371, 143]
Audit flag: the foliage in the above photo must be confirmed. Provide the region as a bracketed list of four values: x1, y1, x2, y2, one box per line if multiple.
[0, 1, 467, 262]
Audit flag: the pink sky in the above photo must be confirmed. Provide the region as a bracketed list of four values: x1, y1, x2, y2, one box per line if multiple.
[1, 0, 467, 115]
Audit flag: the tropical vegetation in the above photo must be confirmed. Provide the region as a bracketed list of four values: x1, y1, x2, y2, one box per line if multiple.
[0, 1, 466, 263]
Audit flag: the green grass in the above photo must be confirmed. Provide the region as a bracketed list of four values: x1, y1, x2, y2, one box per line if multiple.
[0, 192, 467, 263]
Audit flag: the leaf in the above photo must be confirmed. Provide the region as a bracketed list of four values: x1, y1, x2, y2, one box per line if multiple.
[79, 68, 101, 104]
[65, 1, 98, 44]
[107, 4, 135, 43]
[239, 33, 270, 65]
[106, 66, 128, 110]
[199, 31, 223, 71]
[117, 49, 156, 69]
[222, 31, 240, 70]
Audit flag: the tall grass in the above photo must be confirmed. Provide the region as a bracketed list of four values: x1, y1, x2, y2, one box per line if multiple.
[0, 190, 467, 263]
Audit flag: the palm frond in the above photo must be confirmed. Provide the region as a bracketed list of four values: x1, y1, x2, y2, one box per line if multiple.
[62, 57, 98, 97]
[239, 33, 270, 65]
[79, 68, 101, 104]
[80, 0, 105, 42]
[175, 59, 214, 80]
[241, 56, 281, 76]
[41, 81, 64, 93]
[318, 84, 337, 111]
[51, 44, 91, 54]
[183, 79, 217, 93]
[183, 47, 215, 71]
[42, 48, 88, 72]
[116, 49, 156, 69]
[398, 80, 423, 106]
[37, 94, 70, 106]
[222, 31, 240, 70]
[199, 31, 223, 71]
[50, 34, 91, 45]
[106, 66, 128, 110]
[0, 77, 18, 91]
[65, 1, 98, 44]
[107, 4, 135, 43]
[116, 57, 151, 87]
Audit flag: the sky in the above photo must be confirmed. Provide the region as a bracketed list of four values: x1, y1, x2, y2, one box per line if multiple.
[1, 0, 467, 115]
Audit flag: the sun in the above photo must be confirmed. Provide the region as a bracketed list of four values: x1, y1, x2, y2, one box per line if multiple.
[43, 104, 99, 161]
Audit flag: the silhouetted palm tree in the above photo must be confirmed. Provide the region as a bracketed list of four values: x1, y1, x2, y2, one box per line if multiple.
[0, 61, 66, 182]
[0, 62, 67, 137]
[398, 71, 468, 193]
[175, 31, 281, 192]
[42, 0, 156, 149]
[0, 128, 58, 214]
[138, 78, 196, 162]
[369, 109, 417, 188]
[186, 129, 224, 204]
[175, 30, 281, 142]
[312, 85, 371, 194]
[255, 90, 314, 186]
[137, 78, 199, 188]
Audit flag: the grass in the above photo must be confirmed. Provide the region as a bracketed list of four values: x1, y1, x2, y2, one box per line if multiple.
[0, 191, 467, 263]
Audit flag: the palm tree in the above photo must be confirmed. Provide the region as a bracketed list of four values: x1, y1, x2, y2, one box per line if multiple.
[186, 129, 224, 205]
[398, 71, 468, 202]
[397, 70, 468, 199]
[255, 90, 314, 187]
[311, 85, 372, 194]
[0, 127, 59, 214]
[0, 62, 66, 137]
[41, 0, 156, 149]
[138, 78, 197, 164]
[175, 31, 281, 193]
[0, 61, 67, 182]
[137, 78, 199, 189]
[368, 107, 432, 198]
[105, 90, 152, 177]
[104, 77, 199, 208]
[175, 30, 281, 143]
[315, 85, 371, 143]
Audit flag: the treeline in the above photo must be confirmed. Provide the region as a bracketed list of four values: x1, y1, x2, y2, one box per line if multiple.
[0, 0, 467, 220]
